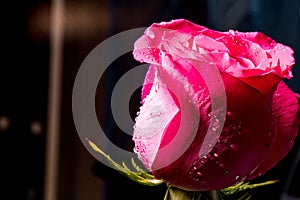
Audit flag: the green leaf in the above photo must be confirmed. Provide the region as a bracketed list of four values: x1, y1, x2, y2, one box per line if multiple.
[87, 138, 163, 186]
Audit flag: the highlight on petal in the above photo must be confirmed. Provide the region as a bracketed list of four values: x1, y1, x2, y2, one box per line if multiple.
[133, 65, 180, 169]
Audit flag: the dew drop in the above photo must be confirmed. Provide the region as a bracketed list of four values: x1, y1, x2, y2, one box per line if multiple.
[200, 158, 207, 164]
[193, 178, 200, 182]
[211, 127, 217, 132]
[235, 175, 241, 181]
[213, 115, 220, 122]
[213, 153, 219, 158]
[219, 163, 225, 168]
[193, 166, 197, 170]
[259, 172, 266, 177]
[225, 170, 229, 174]
[197, 171, 202, 176]
[255, 52, 259, 56]
[223, 139, 230, 146]
[146, 29, 155, 39]
[237, 122, 242, 132]
[154, 84, 159, 92]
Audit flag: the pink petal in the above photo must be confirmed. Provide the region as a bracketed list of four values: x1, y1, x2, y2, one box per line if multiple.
[133, 64, 180, 169]
[133, 19, 295, 82]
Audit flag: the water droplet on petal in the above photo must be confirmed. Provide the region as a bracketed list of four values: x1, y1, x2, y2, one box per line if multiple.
[223, 139, 230, 146]
[197, 171, 202, 176]
[213, 153, 219, 157]
[225, 170, 229, 174]
[154, 84, 159, 92]
[258, 172, 265, 176]
[238, 124, 242, 131]
[201, 158, 207, 164]
[235, 175, 241, 181]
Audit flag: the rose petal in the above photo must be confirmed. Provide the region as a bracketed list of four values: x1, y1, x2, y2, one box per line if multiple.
[151, 70, 277, 190]
[133, 19, 295, 82]
[247, 81, 300, 179]
[133, 65, 180, 169]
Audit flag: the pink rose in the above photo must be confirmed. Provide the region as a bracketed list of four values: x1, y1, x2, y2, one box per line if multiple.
[132, 19, 300, 191]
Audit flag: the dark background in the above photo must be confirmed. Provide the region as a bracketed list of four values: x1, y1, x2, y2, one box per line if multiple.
[0, 0, 299, 200]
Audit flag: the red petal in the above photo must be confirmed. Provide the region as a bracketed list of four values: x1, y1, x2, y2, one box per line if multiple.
[247, 81, 300, 179]
[152, 68, 276, 191]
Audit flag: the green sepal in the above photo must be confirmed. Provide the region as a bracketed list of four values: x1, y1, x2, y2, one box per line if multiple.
[87, 138, 163, 186]
[164, 187, 223, 200]
[220, 180, 278, 196]
[87, 138, 278, 199]
[163, 180, 277, 200]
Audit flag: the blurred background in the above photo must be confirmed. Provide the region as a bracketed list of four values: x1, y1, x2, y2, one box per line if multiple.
[0, 0, 299, 199]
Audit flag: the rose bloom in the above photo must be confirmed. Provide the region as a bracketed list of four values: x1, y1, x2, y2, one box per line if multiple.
[132, 19, 300, 191]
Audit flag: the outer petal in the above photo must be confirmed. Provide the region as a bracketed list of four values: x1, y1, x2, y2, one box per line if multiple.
[151, 70, 276, 191]
[136, 53, 278, 190]
[247, 81, 300, 179]
[134, 61, 201, 171]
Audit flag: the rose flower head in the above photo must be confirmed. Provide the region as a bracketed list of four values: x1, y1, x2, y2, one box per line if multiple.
[132, 19, 300, 191]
